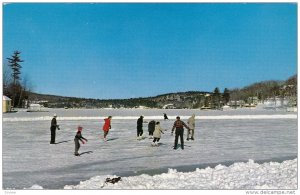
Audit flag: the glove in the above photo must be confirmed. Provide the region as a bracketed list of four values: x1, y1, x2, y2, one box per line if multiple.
[82, 141, 86, 144]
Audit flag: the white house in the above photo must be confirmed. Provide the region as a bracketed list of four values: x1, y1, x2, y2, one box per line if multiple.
[163, 104, 175, 109]
[27, 104, 42, 112]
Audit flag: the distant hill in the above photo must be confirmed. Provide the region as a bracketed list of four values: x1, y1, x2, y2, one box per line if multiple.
[27, 74, 297, 109]
[28, 90, 211, 109]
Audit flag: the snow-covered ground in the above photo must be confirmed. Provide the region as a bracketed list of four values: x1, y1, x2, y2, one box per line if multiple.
[64, 158, 297, 190]
[2, 108, 297, 190]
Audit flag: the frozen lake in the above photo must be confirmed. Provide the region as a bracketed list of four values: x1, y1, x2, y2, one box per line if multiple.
[2, 108, 297, 189]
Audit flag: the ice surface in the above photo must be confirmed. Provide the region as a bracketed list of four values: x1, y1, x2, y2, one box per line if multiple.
[2, 108, 297, 189]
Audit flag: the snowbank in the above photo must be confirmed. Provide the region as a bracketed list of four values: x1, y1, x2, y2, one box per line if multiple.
[25, 184, 44, 189]
[64, 158, 297, 190]
[3, 114, 297, 122]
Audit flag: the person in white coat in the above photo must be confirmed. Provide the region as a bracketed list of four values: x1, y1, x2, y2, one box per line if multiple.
[152, 121, 165, 146]
[187, 114, 196, 140]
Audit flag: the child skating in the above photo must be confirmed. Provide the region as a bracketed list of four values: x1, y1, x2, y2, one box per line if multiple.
[74, 126, 88, 156]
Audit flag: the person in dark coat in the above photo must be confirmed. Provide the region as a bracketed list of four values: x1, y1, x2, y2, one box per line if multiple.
[148, 120, 156, 139]
[137, 116, 144, 138]
[163, 113, 169, 120]
[74, 126, 88, 156]
[171, 116, 190, 150]
[50, 113, 60, 144]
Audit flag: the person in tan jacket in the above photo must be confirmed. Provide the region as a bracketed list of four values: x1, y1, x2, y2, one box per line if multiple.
[152, 121, 165, 146]
[187, 114, 196, 141]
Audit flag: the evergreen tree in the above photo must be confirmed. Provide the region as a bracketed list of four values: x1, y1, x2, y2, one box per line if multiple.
[212, 87, 221, 109]
[223, 88, 230, 104]
[7, 51, 23, 85]
[6, 51, 24, 107]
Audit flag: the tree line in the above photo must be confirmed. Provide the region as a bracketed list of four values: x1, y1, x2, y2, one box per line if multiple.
[229, 75, 297, 103]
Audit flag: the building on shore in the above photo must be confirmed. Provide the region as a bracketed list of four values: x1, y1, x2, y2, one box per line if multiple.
[3, 96, 12, 113]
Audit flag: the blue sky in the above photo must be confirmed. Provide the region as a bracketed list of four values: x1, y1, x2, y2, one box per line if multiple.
[3, 3, 297, 99]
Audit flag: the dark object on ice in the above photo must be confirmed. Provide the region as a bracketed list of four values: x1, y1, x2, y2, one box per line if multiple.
[100, 176, 122, 188]
[163, 113, 168, 120]
[105, 177, 122, 184]
[148, 120, 156, 136]
[55, 140, 71, 144]
[78, 151, 93, 156]
[106, 137, 119, 141]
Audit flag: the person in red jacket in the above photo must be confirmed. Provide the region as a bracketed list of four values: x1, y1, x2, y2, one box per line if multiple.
[102, 116, 112, 141]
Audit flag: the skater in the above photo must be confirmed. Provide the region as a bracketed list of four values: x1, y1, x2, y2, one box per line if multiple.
[50, 113, 60, 144]
[187, 114, 196, 141]
[152, 121, 165, 146]
[137, 115, 144, 139]
[148, 120, 156, 139]
[74, 126, 88, 156]
[102, 116, 112, 141]
[171, 116, 190, 150]
[163, 113, 169, 120]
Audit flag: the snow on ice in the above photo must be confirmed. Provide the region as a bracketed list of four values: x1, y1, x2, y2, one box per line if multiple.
[64, 158, 297, 190]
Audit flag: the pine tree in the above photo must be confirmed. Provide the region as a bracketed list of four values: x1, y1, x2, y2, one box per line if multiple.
[212, 87, 221, 109]
[7, 51, 23, 85]
[223, 88, 230, 105]
[7, 51, 24, 107]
